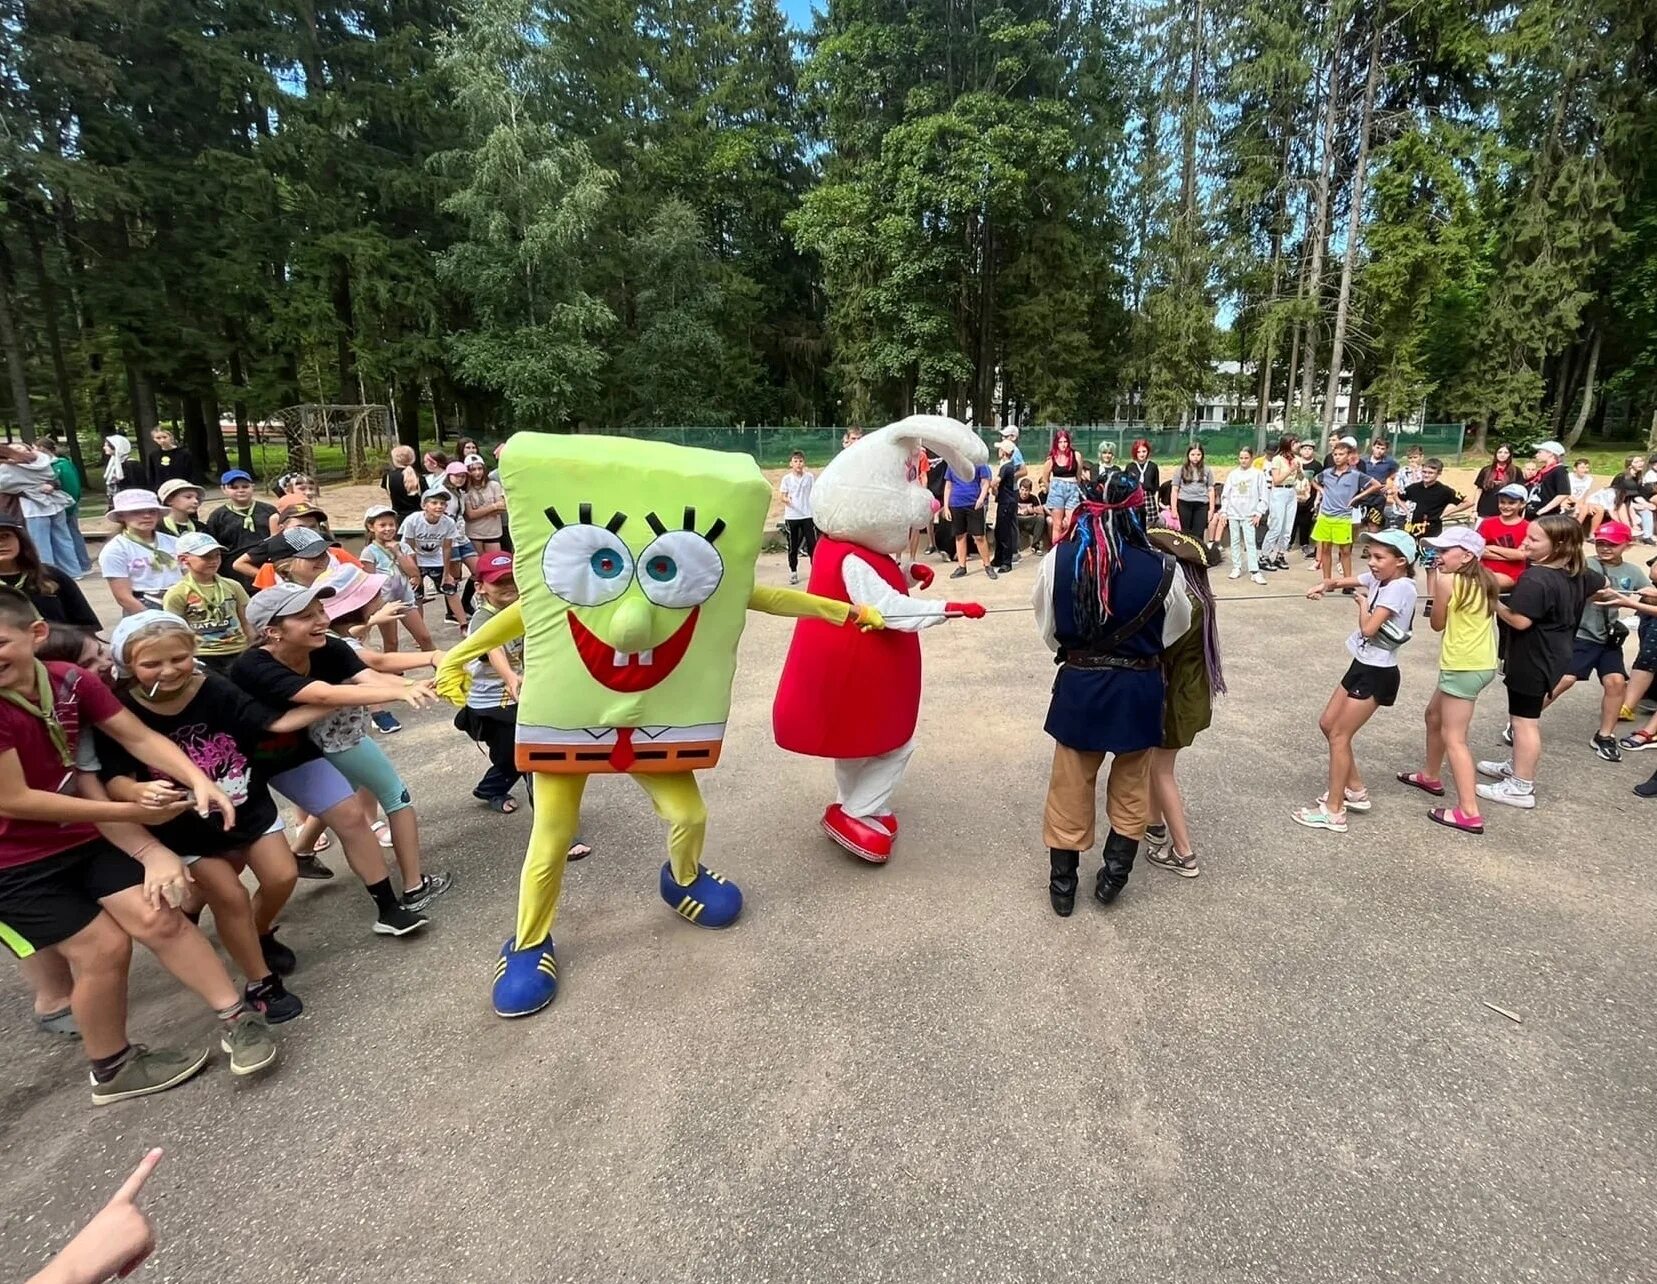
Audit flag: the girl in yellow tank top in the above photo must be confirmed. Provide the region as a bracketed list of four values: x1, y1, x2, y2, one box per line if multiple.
[1398, 531, 1500, 833]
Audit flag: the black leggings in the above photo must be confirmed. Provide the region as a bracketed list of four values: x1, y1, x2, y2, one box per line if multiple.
[1177, 500, 1209, 539]
[785, 519, 817, 572]
[1293, 498, 1316, 549]
[993, 504, 1017, 569]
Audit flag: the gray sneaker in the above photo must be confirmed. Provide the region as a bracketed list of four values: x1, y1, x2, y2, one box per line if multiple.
[220, 1011, 277, 1077]
[90, 1044, 211, 1106]
[401, 869, 454, 912]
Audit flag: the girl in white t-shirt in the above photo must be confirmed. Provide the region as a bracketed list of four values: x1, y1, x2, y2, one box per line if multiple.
[1292, 530, 1420, 833]
[98, 489, 181, 614]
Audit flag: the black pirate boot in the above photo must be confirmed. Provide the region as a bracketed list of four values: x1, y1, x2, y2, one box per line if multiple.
[1048, 848, 1079, 917]
[1093, 830, 1139, 906]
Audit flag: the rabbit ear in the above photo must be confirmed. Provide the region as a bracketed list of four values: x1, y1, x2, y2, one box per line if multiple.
[861, 415, 988, 478]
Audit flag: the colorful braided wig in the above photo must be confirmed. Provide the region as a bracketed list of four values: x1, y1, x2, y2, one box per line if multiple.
[1067, 472, 1152, 637]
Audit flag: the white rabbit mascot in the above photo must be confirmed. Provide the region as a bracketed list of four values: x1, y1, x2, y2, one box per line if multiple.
[771, 415, 988, 862]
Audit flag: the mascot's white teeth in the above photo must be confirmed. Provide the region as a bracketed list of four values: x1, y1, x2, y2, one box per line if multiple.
[610, 648, 655, 667]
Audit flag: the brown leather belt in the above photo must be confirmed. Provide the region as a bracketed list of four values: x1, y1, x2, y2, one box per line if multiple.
[1063, 653, 1160, 671]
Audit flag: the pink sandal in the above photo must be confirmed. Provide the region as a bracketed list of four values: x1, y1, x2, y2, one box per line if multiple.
[1397, 771, 1446, 797]
[1428, 807, 1484, 834]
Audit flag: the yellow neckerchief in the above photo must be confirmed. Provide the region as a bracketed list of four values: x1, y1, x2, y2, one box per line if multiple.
[163, 515, 198, 536]
[182, 573, 227, 610]
[116, 529, 177, 571]
[225, 500, 262, 532]
[0, 660, 72, 766]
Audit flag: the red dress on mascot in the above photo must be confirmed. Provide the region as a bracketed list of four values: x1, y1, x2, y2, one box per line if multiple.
[772, 416, 988, 862]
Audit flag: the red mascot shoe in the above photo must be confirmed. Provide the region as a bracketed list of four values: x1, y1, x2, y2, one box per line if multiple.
[822, 804, 894, 863]
[867, 812, 898, 836]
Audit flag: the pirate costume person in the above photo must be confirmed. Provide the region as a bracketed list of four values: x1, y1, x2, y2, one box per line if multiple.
[1033, 472, 1192, 915]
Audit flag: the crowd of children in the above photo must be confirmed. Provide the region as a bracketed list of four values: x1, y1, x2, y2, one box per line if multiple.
[0, 446, 564, 1106]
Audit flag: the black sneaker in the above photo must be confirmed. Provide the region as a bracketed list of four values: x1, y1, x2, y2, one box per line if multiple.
[371, 710, 402, 735]
[295, 852, 334, 881]
[949, 566, 968, 579]
[373, 903, 429, 937]
[1592, 733, 1623, 763]
[401, 870, 454, 912]
[245, 976, 304, 1024]
[259, 929, 296, 977]
[984, 565, 998, 580]
[1634, 773, 1657, 798]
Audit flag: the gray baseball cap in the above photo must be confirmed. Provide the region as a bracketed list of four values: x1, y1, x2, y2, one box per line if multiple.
[264, 527, 330, 560]
[245, 581, 336, 634]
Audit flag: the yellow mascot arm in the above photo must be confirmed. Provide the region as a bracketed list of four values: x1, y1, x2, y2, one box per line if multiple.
[747, 585, 855, 627]
[434, 601, 525, 706]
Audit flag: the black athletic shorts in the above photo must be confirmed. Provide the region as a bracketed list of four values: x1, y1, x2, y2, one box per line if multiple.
[1340, 659, 1401, 708]
[0, 839, 141, 958]
[951, 506, 986, 539]
[1567, 637, 1627, 683]
[1506, 686, 1548, 720]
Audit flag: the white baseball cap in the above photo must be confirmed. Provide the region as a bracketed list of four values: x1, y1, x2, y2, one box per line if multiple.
[1534, 440, 1565, 458]
[999, 426, 1019, 440]
[173, 531, 226, 557]
[1424, 527, 1486, 557]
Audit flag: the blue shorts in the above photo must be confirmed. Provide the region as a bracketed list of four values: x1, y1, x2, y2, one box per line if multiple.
[1567, 637, 1627, 683]
[269, 759, 357, 816]
[453, 539, 477, 561]
[1046, 478, 1082, 512]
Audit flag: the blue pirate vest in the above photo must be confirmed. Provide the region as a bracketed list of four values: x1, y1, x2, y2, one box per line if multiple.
[1043, 541, 1172, 754]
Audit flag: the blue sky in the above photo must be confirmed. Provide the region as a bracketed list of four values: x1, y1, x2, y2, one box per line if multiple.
[781, 0, 813, 28]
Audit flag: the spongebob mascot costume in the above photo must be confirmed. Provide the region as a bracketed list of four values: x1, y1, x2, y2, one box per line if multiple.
[436, 433, 879, 1017]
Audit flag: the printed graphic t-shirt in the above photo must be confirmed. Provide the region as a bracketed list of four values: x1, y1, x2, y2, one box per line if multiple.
[0, 663, 123, 868]
[161, 576, 251, 657]
[97, 675, 281, 854]
[398, 513, 460, 568]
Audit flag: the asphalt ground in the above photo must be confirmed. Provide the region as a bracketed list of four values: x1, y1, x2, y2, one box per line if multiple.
[3, 552, 1654, 1283]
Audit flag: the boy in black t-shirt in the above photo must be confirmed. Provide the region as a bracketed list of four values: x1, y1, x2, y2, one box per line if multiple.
[1401, 458, 1472, 601]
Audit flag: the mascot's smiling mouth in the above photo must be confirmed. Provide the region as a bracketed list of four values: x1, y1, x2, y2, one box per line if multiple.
[568, 608, 700, 692]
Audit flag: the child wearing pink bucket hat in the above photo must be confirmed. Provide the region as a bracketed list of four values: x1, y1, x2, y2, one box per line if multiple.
[1396, 526, 1500, 834]
[98, 489, 182, 614]
[280, 563, 454, 911]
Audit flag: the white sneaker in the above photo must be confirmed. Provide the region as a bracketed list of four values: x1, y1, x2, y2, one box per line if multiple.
[1228, 568, 1242, 580]
[1476, 776, 1536, 809]
[789, 572, 798, 585]
[1251, 572, 1267, 585]
[1476, 759, 1514, 780]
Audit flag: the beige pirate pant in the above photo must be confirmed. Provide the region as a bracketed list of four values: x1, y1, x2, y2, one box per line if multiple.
[1041, 744, 1152, 851]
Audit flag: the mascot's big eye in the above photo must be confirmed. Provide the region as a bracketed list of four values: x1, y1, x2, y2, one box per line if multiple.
[542, 525, 635, 607]
[635, 531, 723, 609]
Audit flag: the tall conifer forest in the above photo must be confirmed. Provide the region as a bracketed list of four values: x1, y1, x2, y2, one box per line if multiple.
[1, 0, 1653, 467]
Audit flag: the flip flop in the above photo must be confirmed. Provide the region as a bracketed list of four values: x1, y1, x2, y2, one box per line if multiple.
[295, 831, 332, 856]
[1397, 771, 1446, 797]
[1428, 807, 1484, 834]
[567, 839, 592, 861]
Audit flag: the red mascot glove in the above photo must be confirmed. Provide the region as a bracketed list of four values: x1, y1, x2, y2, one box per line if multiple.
[908, 562, 935, 591]
[944, 602, 986, 619]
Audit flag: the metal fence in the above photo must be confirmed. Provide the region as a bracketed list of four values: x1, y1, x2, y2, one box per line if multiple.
[578, 422, 1469, 467]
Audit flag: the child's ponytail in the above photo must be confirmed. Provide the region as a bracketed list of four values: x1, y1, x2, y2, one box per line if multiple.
[1448, 555, 1500, 618]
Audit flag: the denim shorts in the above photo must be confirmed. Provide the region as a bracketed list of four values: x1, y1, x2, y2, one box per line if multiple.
[1046, 478, 1082, 512]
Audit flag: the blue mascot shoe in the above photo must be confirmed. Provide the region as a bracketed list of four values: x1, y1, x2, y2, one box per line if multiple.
[491, 937, 558, 1018]
[659, 863, 743, 929]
